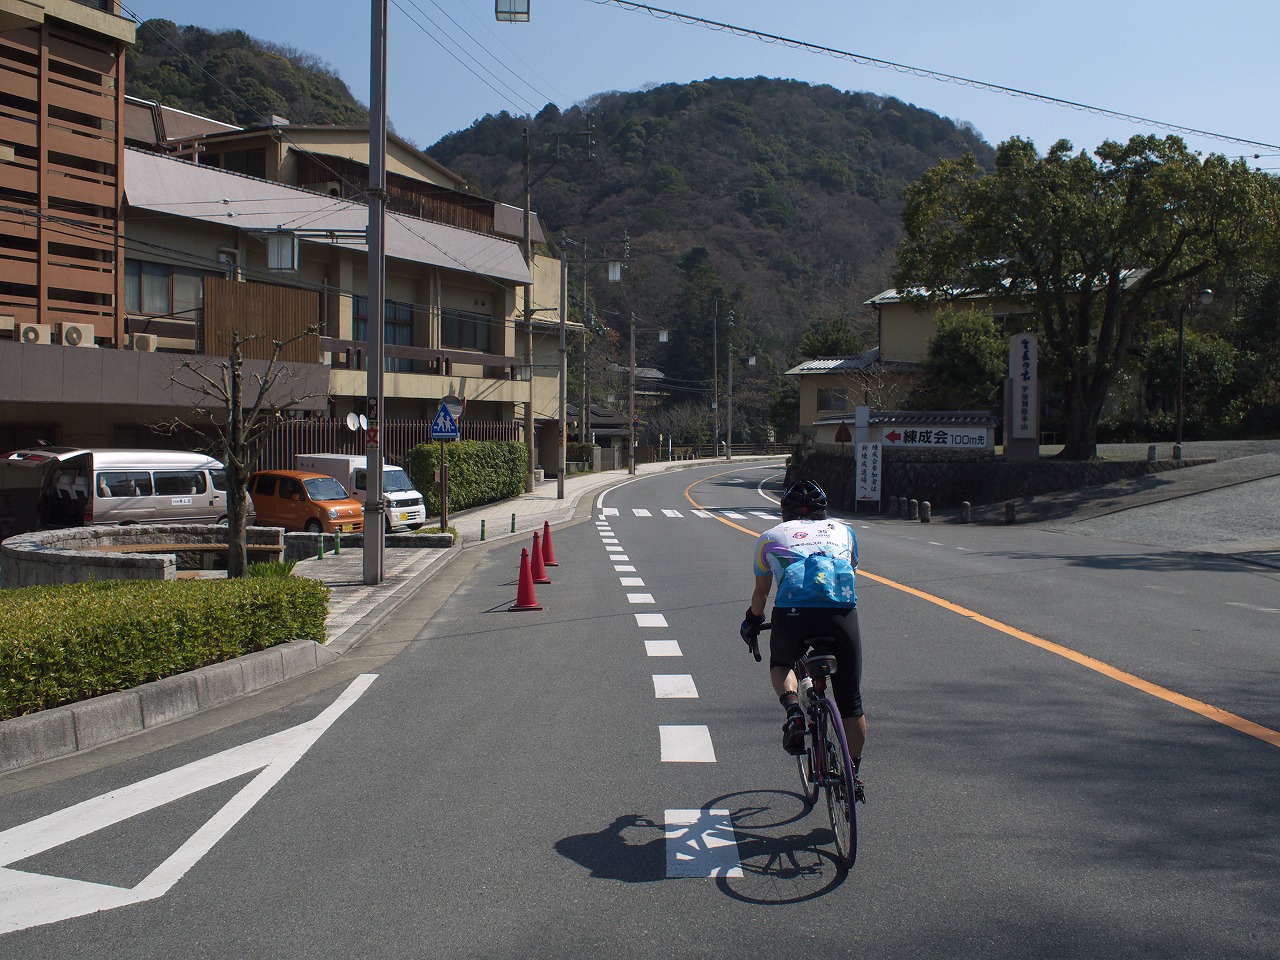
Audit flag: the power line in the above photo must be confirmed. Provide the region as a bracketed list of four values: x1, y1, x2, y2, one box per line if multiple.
[589, 0, 1280, 152]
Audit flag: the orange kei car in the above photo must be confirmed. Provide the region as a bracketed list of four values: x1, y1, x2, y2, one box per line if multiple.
[248, 469, 364, 534]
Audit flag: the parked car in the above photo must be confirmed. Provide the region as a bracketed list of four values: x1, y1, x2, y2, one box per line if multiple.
[0, 447, 246, 539]
[294, 453, 426, 532]
[248, 469, 364, 534]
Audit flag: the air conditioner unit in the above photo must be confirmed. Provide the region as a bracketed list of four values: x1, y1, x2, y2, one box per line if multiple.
[18, 323, 53, 345]
[131, 333, 159, 352]
[57, 322, 96, 347]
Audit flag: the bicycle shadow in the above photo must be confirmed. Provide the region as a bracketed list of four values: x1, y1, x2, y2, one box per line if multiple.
[552, 792, 851, 900]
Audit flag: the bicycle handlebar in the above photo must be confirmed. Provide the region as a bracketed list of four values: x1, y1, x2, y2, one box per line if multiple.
[746, 621, 772, 662]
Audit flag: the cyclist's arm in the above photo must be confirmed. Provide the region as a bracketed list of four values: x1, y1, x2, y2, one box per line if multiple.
[749, 574, 772, 619]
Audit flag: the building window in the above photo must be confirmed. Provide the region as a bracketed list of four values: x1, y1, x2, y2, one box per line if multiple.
[354, 297, 413, 372]
[123, 260, 207, 321]
[817, 388, 850, 413]
[441, 307, 492, 352]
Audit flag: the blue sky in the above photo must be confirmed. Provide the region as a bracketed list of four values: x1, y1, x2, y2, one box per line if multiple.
[119, 1, 1279, 169]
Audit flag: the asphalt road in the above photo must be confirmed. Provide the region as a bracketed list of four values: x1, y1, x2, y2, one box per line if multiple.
[1, 461, 1277, 958]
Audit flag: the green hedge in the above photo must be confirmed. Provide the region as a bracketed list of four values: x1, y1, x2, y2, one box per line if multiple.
[405, 440, 526, 515]
[567, 442, 595, 465]
[0, 577, 330, 720]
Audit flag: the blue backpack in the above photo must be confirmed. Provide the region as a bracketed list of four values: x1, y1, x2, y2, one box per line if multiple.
[778, 550, 856, 607]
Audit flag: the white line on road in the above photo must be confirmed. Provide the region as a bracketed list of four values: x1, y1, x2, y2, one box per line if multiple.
[602, 538, 620, 544]
[652, 675, 699, 698]
[627, 593, 655, 604]
[635, 613, 668, 628]
[645, 640, 682, 656]
[614, 564, 636, 572]
[620, 577, 645, 586]
[633, 508, 652, 516]
[750, 511, 775, 519]
[692, 510, 712, 518]
[606, 546, 624, 552]
[0, 674, 377, 935]
[721, 511, 746, 519]
[662, 509, 683, 517]
[612, 554, 630, 561]
[1226, 601, 1280, 613]
[665, 809, 743, 878]
[601, 507, 619, 516]
[659, 725, 716, 762]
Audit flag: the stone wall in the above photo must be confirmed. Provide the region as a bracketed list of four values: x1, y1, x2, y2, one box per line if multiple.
[1, 525, 286, 587]
[788, 448, 1215, 512]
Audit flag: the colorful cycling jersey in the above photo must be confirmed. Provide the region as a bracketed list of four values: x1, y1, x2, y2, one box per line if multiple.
[753, 518, 858, 608]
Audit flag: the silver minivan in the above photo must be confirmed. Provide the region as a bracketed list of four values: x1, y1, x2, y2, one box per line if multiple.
[0, 448, 235, 537]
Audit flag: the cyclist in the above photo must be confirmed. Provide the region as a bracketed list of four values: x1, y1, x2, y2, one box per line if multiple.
[741, 479, 866, 782]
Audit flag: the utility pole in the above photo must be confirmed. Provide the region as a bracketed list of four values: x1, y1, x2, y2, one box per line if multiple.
[362, 0, 387, 585]
[522, 127, 535, 492]
[557, 251, 567, 499]
[628, 312, 637, 476]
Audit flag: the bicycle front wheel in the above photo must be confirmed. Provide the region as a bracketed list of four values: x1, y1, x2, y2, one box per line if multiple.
[817, 697, 857, 867]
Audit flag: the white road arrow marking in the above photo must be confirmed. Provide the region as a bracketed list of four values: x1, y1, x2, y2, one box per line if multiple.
[0, 674, 377, 935]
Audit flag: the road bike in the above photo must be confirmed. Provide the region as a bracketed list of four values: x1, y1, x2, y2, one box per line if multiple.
[747, 624, 861, 867]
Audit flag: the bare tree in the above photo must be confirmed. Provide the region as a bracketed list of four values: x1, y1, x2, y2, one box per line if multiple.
[161, 327, 327, 577]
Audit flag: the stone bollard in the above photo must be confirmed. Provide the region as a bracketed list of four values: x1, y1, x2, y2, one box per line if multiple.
[889, 495, 898, 513]
[1147, 444, 1157, 461]
[900, 497, 909, 519]
[908, 499, 919, 521]
[960, 501, 971, 523]
[1004, 500, 1016, 524]
[1173, 443, 1183, 461]
[920, 501, 931, 522]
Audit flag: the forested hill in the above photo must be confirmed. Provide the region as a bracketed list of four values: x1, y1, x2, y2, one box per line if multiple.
[429, 77, 994, 371]
[126, 20, 369, 128]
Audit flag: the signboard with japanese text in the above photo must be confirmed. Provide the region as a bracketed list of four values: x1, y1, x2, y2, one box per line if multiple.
[1009, 332, 1038, 439]
[879, 427, 990, 449]
[856, 442, 881, 502]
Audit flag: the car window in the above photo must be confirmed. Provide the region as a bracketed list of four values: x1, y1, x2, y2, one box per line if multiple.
[279, 477, 303, 499]
[96, 471, 153, 498]
[383, 470, 413, 493]
[253, 475, 277, 496]
[304, 477, 352, 501]
[353, 469, 366, 491]
[210, 469, 228, 492]
[155, 470, 206, 496]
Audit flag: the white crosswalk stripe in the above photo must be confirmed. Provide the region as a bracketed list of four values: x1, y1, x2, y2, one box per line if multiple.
[692, 510, 712, 518]
[721, 511, 746, 519]
[750, 511, 776, 519]
[633, 508, 652, 516]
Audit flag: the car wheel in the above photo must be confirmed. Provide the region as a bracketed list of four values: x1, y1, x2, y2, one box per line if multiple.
[305, 519, 322, 534]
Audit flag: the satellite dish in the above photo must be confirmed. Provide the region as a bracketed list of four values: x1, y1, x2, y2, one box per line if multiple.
[345, 412, 360, 431]
[359, 415, 369, 431]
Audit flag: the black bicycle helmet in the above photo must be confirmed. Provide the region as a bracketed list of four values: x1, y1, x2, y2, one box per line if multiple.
[780, 479, 828, 520]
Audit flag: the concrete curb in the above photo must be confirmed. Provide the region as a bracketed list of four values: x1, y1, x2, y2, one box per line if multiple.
[0, 639, 336, 774]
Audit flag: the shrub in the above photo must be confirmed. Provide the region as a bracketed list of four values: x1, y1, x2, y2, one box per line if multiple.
[247, 558, 298, 578]
[405, 440, 525, 515]
[0, 577, 329, 719]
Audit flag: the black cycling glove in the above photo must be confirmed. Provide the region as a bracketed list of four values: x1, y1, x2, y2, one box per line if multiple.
[740, 608, 765, 646]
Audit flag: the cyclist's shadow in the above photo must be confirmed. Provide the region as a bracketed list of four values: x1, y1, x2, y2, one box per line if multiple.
[554, 813, 666, 883]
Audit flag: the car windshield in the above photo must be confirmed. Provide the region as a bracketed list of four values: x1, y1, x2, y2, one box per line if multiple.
[384, 470, 414, 493]
[304, 477, 353, 502]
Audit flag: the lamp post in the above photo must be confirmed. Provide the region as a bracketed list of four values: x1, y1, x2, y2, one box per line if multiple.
[1175, 288, 1213, 459]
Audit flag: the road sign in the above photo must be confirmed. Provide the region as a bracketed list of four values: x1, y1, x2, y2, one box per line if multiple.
[431, 402, 460, 440]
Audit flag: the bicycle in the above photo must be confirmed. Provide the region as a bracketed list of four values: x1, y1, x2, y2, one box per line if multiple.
[747, 624, 861, 868]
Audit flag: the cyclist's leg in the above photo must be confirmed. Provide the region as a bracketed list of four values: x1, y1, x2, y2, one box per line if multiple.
[826, 608, 866, 764]
[768, 608, 809, 753]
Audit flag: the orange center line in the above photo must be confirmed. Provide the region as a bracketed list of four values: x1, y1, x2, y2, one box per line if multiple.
[685, 472, 1280, 749]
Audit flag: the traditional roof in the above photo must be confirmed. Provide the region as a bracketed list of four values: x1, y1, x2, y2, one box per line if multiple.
[124, 149, 532, 285]
[784, 349, 920, 376]
[814, 410, 997, 427]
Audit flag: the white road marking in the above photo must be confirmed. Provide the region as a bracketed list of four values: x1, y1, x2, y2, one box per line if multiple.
[749, 511, 775, 519]
[1226, 601, 1280, 613]
[662, 509, 683, 517]
[614, 564, 636, 572]
[635, 613, 668, 628]
[633, 508, 652, 517]
[612, 554, 630, 561]
[652, 675, 698, 698]
[721, 511, 746, 519]
[627, 593, 655, 604]
[665, 809, 743, 878]
[606, 546, 624, 553]
[692, 510, 712, 518]
[0, 675, 377, 935]
[620, 577, 645, 586]
[645, 640, 682, 657]
[602, 537, 619, 544]
[659, 725, 716, 762]
[929, 541, 944, 546]
[601, 507, 619, 516]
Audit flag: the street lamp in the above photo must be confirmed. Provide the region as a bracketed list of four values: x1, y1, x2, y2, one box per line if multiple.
[1175, 288, 1213, 459]
[628, 313, 669, 475]
[725, 346, 756, 460]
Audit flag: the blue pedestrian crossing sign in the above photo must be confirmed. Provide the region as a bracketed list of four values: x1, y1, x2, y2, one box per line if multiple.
[431, 402, 460, 439]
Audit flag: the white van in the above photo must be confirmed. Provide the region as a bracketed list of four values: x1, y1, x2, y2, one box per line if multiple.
[0, 448, 236, 538]
[294, 453, 427, 532]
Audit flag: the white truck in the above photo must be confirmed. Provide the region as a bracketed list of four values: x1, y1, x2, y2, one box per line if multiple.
[294, 454, 427, 532]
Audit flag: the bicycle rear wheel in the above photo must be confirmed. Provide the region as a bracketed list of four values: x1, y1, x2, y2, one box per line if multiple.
[795, 721, 820, 806]
[816, 697, 857, 867]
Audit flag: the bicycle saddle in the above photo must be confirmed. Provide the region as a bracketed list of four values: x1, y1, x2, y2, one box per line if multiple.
[803, 653, 838, 677]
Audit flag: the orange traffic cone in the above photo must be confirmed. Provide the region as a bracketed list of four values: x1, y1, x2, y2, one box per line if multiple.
[542, 520, 559, 567]
[509, 548, 543, 611]
[531, 532, 551, 584]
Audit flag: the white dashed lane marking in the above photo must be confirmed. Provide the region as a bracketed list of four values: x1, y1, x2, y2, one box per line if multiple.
[659, 725, 716, 762]
[614, 564, 636, 572]
[635, 613, 668, 627]
[628, 593, 655, 604]
[620, 577, 645, 586]
[662, 509, 683, 517]
[645, 640, 682, 656]
[652, 675, 698, 698]
[601, 508, 619, 516]
[665, 809, 743, 878]
[692, 510, 712, 518]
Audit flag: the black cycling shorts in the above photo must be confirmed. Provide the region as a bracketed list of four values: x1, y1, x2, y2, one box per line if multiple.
[768, 605, 863, 719]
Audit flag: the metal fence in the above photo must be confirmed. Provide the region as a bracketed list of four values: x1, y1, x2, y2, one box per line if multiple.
[258, 418, 523, 470]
